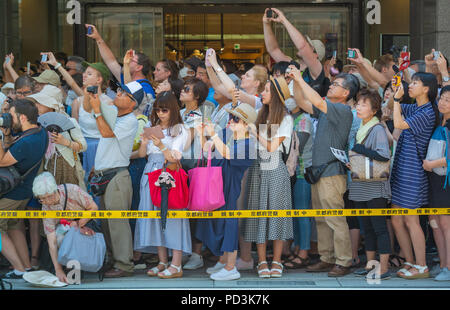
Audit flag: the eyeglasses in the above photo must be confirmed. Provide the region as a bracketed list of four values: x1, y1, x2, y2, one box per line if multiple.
[37, 191, 59, 204]
[154, 108, 169, 114]
[117, 88, 136, 103]
[229, 114, 241, 123]
[182, 86, 191, 93]
[16, 90, 32, 96]
[331, 82, 348, 90]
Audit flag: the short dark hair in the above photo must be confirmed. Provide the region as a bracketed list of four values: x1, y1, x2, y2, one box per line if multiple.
[272, 61, 290, 75]
[67, 55, 85, 73]
[55, 52, 68, 65]
[374, 54, 394, 72]
[356, 88, 383, 119]
[11, 98, 39, 125]
[168, 78, 185, 107]
[184, 77, 209, 105]
[222, 60, 237, 74]
[335, 73, 360, 101]
[136, 52, 153, 76]
[14, 75, 36, 92]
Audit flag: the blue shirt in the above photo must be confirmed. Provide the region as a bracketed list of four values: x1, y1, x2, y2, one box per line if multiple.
[206, 88, 219, 107]
[120, 73, 156, 99]
[4, 127, 48, 201]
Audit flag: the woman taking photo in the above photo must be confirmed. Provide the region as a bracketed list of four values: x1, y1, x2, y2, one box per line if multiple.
[134, 91, 191, 279]
[242, 76, 294, 278]
[347, 89, 392, 280]
[423, 85, 450, 281]
[391, 72, 439, 279]
[194, 104, 257, 281]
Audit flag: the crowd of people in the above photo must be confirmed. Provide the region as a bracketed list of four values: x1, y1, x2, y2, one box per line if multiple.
[0, 7, 449, 284]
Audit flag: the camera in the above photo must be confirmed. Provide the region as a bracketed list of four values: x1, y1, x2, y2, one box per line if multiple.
[348, 49, 356, 59]
[87, 86, 98, 94]
[0, 113, 13, 128]
[266, 9, 277, 19]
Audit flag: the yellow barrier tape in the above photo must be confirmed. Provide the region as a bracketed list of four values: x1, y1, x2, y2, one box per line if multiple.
[0, 208, 449, 219]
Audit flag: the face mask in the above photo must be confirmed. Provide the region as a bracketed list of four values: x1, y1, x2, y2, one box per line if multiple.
[284, 97, 297, 112]
[179, 67, 194, 79]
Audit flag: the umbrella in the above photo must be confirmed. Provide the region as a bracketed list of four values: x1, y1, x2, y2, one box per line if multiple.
[154, 170, 176, 231]
[38, 112, 75, 133]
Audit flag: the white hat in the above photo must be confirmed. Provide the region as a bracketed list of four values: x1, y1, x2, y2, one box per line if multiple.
[306, 36, 326, 62]
[1, 83, 15, 92]
[28, 92, 63, 112]
[41, 85, 64, 104]
[23, 271, 68, 288]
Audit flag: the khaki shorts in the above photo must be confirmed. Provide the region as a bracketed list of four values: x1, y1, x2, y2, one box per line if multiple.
[0, 198, 29, 234]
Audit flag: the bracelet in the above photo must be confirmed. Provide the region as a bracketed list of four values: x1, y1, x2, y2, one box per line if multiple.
[54, 63, 62, 70]
[394, 98, 401, 102]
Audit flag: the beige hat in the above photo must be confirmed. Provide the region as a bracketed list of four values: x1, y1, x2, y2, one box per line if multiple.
[306, 36, 326, 62]
[28, 87, 65, 112]
[23, 271, 68, 288]
[41, 84, 64, 104]
[269, 75, 291, 104]
[225, 103, 257, 125]
[33, 70, 61, 87]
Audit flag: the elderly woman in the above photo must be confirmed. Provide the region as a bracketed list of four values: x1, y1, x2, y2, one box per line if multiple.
[32, 172, 98, 284]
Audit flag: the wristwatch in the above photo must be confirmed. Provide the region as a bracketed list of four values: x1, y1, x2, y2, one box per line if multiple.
[393, 98, 401, 102]
[443, 76, 450, 83]
[215, 67, 223, 73]
[93, 112, 102, 119]
[54, 63, 62, 70]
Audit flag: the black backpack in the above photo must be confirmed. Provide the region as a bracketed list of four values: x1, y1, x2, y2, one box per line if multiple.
[0, 127, 48, 196]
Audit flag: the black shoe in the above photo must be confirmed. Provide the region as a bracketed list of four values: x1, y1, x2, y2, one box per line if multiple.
[354, 267, 372, 277]
[366, 271, 392, 280]
[1, 270, 24, 279]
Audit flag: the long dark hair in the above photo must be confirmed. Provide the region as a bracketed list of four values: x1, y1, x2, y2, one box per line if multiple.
[255, 81, 286, 138]
[411, 72, 439, 127]
[150, 91, 183, 136]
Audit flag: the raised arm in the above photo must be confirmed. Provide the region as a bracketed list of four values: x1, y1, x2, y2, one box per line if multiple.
[289, 65, 327, 113]
[437, 52, 450, 87]
[89, 93, 115, 138]
[4, 53, 19, 82]
[123, 49, 134, 85]
[348, 49, 380, 90]
[263, 8, 291, 63]
[271, 8, 322, 79]
[43, 52, 83, 96]
[86, 24, 122, 82]
[207, 49, 235, 98]
[392, 84, 410, 130]
[206, 63, 230, 98]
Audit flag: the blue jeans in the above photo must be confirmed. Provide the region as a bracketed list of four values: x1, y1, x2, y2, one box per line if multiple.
[128, 157, 147, 234]
[293, 178, 312, 250]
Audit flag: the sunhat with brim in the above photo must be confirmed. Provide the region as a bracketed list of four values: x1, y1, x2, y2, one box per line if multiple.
[225, 103, 257, 125]
[1, 83, 15, 91]
[82, 61, 110, 82]
[306, 36, 326, 62]
[269, 75, 291, 104]
[41, 84, 64, 104]
[27, 92, 63, 112]
[33, 70, 61, 87]
[23, 271, 68, 288]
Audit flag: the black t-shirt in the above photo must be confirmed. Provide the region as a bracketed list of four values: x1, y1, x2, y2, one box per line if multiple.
[302, 67, 331, 98]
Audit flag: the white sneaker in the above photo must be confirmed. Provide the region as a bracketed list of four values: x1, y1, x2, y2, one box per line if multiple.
[236, 257, 254, 270]
[206, 262, 226, 274]
[183, 253, 204, 270]
[210, 267, 241, 281]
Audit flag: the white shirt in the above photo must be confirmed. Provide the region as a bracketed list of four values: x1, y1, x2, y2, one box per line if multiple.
[145, 123, 188, 156]
[94, 113, 138, 171]
[258, 114, 293, 152]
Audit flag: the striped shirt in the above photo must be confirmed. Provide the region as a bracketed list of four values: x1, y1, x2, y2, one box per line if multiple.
[390, 102, 436, 209]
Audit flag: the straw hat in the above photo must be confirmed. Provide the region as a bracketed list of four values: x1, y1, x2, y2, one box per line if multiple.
[23, 271, 68, 288]
[225, 103, 257, 125]
[269, 75, 291, 104]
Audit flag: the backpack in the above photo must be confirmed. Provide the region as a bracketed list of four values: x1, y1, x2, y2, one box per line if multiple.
[285, 132, 300, 177]
[137, 80, 156, 117]
[426, 125, 450, 187]
[0, 127, 49, 196]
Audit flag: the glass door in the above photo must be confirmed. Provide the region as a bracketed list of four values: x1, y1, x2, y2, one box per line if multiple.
[87, 6, 164, 65]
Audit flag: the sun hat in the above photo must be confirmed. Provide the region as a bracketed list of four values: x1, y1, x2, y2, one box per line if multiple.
[225, 103, 257, 125]
[41, 84, 64, 104]
[306, 36, 326, 62]
[27, 92, 64, 112]
[23, 271, 68, 288]
[82, 61, 110, 82]
[33, 70, 61, 87]
[1, 83, 15, 92]
[269, 75, 291, 104]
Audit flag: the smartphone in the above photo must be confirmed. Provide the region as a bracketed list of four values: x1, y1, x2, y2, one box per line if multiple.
[144, 126, 165, 140]
[333, 50, 337, 58]
[27, 62, 30, 75]
[86, 86, 98, 94]
[266, 9, 273, 18]
[41, 54, 48, 63]
[347, 49, 356, 59]
[402, 46, 408, 53]
[87, 26, 93, 35]
[5, 57, 10, 64]
[434, 51, 440, 61]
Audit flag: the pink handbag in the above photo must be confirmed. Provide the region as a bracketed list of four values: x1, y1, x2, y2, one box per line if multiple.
[187, 147, 225, 211]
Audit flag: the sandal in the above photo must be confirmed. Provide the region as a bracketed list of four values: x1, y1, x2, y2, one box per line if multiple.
[398, 265, 429, 280]
[147, 262, 168, 277]
[284, 255, 310, 269]
[389, 255, 406, 268]
[158, 264, 183, 279]
[257, 261, 271, 278]
[396, 262, 414, 276]
[270, 261, 284, 278]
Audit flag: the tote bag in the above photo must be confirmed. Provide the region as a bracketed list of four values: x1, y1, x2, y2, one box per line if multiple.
[187, 147, 225, 211]
[57, 227, 106, 273]
[426, 126, 450, 176]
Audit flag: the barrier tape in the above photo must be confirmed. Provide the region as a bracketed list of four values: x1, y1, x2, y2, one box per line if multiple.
[0, 208, 449, 219]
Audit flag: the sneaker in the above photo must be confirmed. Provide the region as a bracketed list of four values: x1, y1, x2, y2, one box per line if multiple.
[236, 258, 254, 271]
[133, 257, 148, 270]
[206, 262, 226, 274]
[354, 267, 372, 277]
[1, 270, 24, 279]
[183, 253, 204, 270]
[435, 267, 450, 281]
[366, 271, 392, 280]
[430, 265, 442, 278]
[210, 267, 241, 281]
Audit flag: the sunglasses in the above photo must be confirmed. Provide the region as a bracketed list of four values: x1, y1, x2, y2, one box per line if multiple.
[229, 114, 241, 123]
[117, 87, 136, 102]
[154, 107, 169, 114]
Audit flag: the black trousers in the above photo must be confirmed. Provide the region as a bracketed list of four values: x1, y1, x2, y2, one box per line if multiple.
[354, 198, 391, 255]
[344, 191, 360, 230]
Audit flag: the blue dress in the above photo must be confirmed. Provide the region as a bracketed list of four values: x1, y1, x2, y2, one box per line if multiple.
[391, 102, 436, 209]
[195, 129, 255, 256]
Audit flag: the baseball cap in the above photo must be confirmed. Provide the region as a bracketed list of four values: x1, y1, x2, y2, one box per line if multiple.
[225, 103, 257, 125]
[33, 70, 61, 87]
[82, 61, 110, 82]
[306, 36, 326, 62]
[121, 81, 145, 106]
